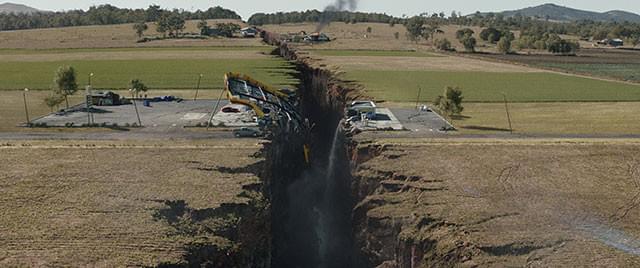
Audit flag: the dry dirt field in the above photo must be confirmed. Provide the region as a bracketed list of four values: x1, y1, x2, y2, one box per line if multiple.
[316, 53, 540, 73]
[0, 140, 263, 267]
[0, 48, 269, 62]
[0, 19, 262, 49]
[354, 139, 640, 267]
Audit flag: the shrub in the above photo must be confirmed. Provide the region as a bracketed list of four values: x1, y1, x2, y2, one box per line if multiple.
[548, 39, 580, 55]
[433, 87, 464, 117]
[435, 38, 452, 51]
[497, 37, 512, 54]
[461, 36, 477, 52]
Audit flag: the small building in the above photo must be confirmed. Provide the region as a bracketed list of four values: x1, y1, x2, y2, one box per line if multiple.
[89, 91, 120, 106]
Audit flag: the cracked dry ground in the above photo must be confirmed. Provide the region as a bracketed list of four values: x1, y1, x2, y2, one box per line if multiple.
[353, 140, 640, 267]
[0, 140, 264, 267]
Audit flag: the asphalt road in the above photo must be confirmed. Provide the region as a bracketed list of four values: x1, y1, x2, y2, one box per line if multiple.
[0, 128, 234, 141]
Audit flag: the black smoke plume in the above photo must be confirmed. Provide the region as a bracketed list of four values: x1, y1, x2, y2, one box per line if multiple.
[316, 0, 358, 32]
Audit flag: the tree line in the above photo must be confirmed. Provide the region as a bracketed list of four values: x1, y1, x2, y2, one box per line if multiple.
[405, 15, 581, 55]
[448, 12, 640, 45]
[248, 10, 399, 26]
[0, 5, 240, 31]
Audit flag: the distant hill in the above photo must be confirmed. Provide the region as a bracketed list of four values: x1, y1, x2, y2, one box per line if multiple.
[0, 2, 42, 14]
[481, 3, 640, 23]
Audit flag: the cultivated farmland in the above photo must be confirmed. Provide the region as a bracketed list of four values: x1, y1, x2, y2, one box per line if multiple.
[344, 70, 640, 102]
[476, 48, 640, 83]
[0, 47, 296, 90]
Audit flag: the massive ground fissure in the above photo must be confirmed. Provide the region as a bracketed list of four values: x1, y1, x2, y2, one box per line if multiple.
[259, 34, 456, 267]
[266, 44, 367, 267]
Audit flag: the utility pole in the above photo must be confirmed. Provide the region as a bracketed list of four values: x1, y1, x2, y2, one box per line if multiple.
[502, 93, 513, 134]
[87, 73, 94, 125]
[194, 74, 203, 101]
[415, 86, 422, 110]
[23, 88, 30, 125]
[130, 89, 142, 126]
[207, 87, 226, 130]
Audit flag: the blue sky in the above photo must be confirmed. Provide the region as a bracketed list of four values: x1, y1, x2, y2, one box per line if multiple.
[16, 0, 640, 20]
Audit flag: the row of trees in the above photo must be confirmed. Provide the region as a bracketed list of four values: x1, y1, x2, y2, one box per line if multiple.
[156, 12, 186, 37]
[248, 10, 398, 26]
[449, 12, 640, 41]
[404, 14, 581, 55]
[0, 5, 240, 31]
[45, 65, 149, 110]
[132, 12, 187, 38]
[403, 11, 640, 48]
[404, 16, 443, 43]
[454, 29, 477, 52]
[479, 27, 514, 43]
[133, 15, 245, 40]
[514, 32, 580, 54]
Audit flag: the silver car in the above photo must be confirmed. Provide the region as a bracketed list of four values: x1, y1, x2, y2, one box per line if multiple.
[233, 127, 262, 138]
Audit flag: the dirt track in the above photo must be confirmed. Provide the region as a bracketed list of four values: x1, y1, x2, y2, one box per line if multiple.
[353, 140, 640, 266]
[318, 54, 543, 72]
[0, 50, 268, 62]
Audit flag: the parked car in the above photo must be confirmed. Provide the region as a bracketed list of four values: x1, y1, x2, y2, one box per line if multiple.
[233, 127, 262, 138]
[221, 104, 251, 114]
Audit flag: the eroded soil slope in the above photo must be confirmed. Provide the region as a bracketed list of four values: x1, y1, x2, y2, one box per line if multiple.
[353, 140, 640, 267]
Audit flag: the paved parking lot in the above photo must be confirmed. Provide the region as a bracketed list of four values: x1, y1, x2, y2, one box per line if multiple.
[350, 108, 404, 131]
[32, 100, 230, 131]
[390, 107, 454, 133]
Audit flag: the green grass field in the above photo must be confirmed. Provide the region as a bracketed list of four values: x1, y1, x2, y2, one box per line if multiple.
[455, 102, 640, 135]
[535, 63, 640, 83]
[311, 49, 439, 57]
[389, 101, 640, 135]
[0, 58, 298, 90]
[345, 70, 640, 102]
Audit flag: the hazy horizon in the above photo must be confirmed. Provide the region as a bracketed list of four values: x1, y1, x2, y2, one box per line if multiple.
[6, 0, 640, 20]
